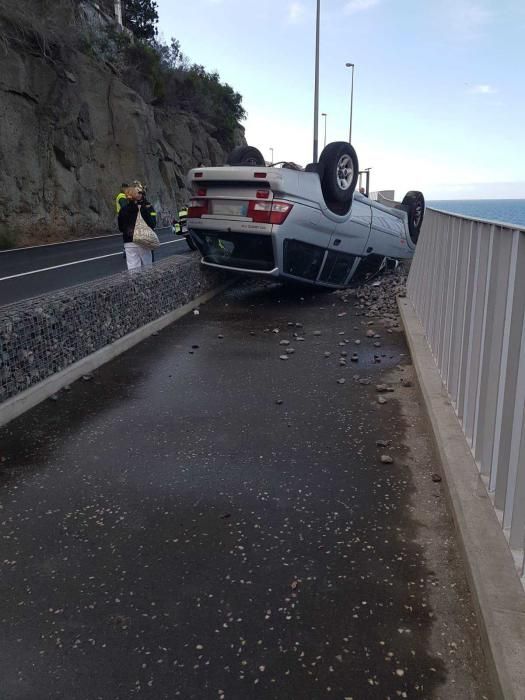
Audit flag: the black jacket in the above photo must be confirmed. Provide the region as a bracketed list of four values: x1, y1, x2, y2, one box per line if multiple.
[118, 199, 157, 244]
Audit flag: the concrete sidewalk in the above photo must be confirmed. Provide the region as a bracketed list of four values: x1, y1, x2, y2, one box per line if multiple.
[0, 279, 491, 699]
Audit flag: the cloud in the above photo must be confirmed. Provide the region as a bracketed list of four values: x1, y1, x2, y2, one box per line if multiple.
[468, 84, 497, 94]
[288, 1, 305, 23]
[448, 1, 493, 38]
[459, 2, 492, 26]
[344, 0, 381, 15]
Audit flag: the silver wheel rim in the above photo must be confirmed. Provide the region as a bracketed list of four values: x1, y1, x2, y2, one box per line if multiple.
[336, 154, 354, 190]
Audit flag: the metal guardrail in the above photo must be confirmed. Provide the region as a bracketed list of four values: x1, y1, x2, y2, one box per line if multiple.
[407, 207, 525, 580]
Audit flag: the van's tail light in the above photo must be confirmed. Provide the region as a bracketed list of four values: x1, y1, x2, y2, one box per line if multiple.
[188, 199, 209, 218]
[270, 201, 293, 224]
[247, 200, 293, 225]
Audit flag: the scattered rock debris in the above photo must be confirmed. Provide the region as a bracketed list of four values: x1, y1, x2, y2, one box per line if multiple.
[334, 267, 408, 320]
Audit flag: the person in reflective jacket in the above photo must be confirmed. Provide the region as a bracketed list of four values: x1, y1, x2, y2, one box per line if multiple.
[118, 186, 157, 270]
[173, 206, 188, 235]
[115, 183, 129, 213]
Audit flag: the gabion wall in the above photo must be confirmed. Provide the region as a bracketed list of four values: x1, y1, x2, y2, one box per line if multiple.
[0, 257, 226, 404]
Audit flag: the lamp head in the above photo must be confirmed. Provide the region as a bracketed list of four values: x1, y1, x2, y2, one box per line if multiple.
[346, 62, 354, 67]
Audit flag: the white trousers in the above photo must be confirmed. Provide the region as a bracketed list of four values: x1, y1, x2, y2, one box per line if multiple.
[124, 242, 153, 270]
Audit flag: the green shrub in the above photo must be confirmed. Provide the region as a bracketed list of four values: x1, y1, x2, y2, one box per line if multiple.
[118, 34, 246, 148]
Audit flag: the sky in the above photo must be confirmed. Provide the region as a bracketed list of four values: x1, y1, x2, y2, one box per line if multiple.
[155, 0, 525, 199]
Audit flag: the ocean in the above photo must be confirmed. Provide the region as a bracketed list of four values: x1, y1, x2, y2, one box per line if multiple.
[427, 199, 525, 228]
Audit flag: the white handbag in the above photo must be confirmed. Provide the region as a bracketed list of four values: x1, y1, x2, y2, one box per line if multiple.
[132, 206, 160, 250]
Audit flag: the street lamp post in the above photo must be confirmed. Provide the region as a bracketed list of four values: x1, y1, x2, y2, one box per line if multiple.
[270, 147, 274, 164]
[321, 113, 327, 149]
[313, 0, 321, 163]
[345, 62, 355, 143]
[115, 0, 123, 25]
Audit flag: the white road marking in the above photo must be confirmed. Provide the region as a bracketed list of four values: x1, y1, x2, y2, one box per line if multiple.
[0, 226, 172, 254]
[0, 239, 185, 282]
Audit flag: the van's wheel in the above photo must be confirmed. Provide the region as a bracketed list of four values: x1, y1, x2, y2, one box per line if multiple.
[401, 191, 425, 243]
[319, 142, 359, 212]
[226, 146, 266, 167]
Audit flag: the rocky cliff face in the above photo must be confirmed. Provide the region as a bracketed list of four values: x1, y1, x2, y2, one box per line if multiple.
[0, 8, 244, 246]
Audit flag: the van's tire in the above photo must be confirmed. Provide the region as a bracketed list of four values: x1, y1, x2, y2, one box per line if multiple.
[319, 142, 359, 210]
[401, 191, 425, 243]
[226, 146, 266, 167]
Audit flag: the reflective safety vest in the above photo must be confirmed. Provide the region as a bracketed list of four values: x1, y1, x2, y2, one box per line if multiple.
[115, 192, 128, 213]
[174, 208, 188, 234]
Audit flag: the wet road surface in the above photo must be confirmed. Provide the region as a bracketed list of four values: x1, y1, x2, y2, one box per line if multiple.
[0, 281, 491, 699]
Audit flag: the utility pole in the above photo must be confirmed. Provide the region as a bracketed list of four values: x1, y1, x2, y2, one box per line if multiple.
[313, 0, 321, 163]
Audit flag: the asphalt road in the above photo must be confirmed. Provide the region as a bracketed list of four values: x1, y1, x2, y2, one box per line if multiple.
[0, 282, 491, 699]
[0, 228, 190, 307]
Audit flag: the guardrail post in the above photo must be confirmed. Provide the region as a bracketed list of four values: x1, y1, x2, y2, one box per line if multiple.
[448, 219, 470, 409]
[442, 218, 460, 384]
[491, 231, 523, 500]
[463, 222, 489, 445]
[475, 227, 513, 477]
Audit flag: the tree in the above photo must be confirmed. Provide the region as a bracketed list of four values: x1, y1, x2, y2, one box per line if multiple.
[123, 0, 159, 42]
